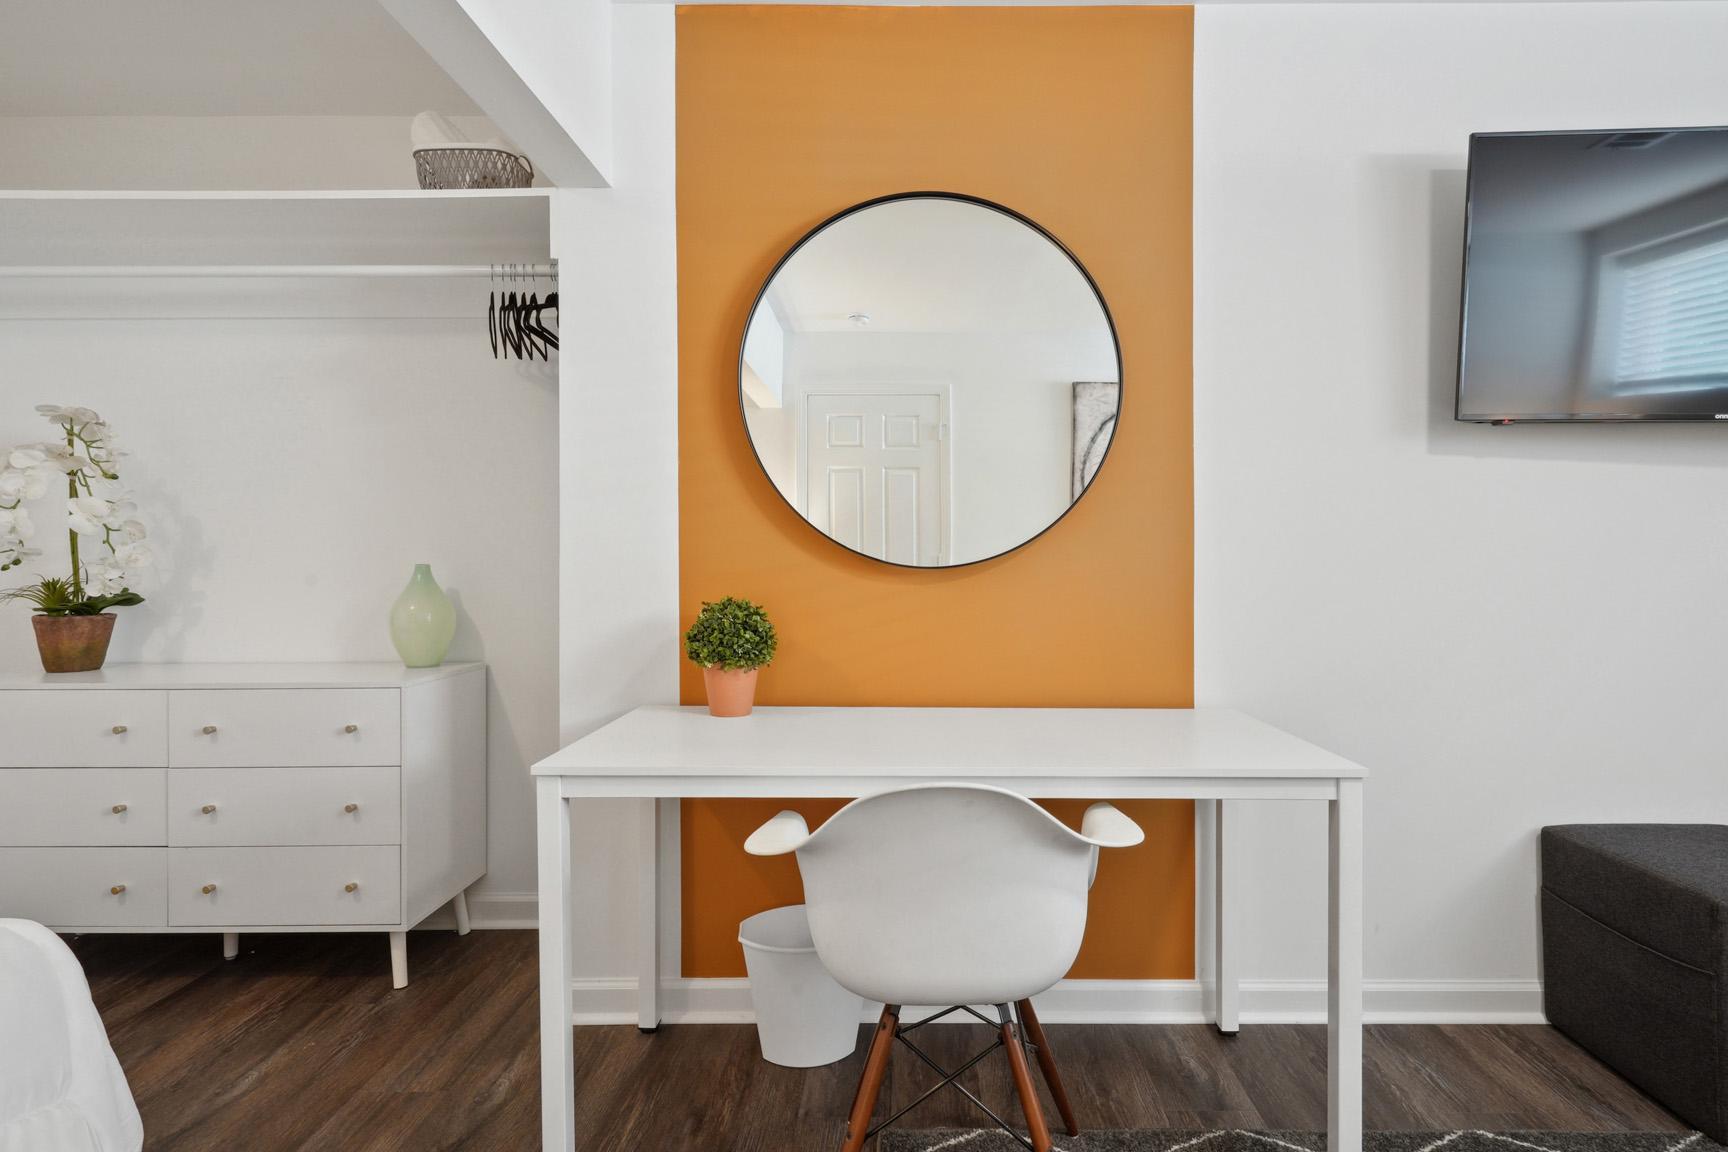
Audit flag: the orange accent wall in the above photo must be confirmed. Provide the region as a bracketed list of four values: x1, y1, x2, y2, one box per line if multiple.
[676, 4, 1194, 979]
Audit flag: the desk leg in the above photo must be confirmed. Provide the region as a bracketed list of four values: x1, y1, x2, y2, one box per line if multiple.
[1328, 779, 1364, 1152]
[538, 777, 575, 1152]
[638, 797, 662, 1031]
[1213, 799, 1239, 1034]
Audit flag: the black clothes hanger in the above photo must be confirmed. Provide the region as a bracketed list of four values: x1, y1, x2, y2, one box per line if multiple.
[524, 267, 553, 359]
[534, 295, 559, 352]
[527, 274, 559, 353]
[502, 267, 524, 360]
[488, 265, 500, 359]
[523, 287, 545, 360]
[487, 264, 557, 359]
[516, 267, 537, 359]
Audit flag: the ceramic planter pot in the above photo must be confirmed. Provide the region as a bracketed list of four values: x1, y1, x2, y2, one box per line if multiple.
[702, 666, 759, 717]
[32, 613, 116, 674]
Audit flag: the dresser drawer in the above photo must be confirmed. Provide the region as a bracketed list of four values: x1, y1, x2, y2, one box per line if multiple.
[0, 847, 166, 926]
[168, 689, 400, 767]
[0, 691, 166, 767]
[0, 768, 166, 846]
[168, 767, 399, 847]
[168, 846, 400, 926]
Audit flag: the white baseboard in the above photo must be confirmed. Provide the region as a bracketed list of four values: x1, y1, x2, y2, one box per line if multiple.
[440, 902, 1544, 1024]
[564, 976, 1545, 1026]
[1236, 978, 1545, 1024]
[414, 891, 539, 931]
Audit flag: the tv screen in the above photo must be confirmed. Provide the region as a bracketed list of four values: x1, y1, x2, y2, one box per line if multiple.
[1457, 126, 1728, 422]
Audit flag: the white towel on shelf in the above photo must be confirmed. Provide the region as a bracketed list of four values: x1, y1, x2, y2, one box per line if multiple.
[410, 110, 470, 150]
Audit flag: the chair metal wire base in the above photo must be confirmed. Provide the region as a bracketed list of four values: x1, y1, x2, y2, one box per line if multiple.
[864, 1004, 1041, 1152]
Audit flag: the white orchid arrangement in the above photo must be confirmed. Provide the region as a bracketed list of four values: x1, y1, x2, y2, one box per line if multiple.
[0, 405, 151, 616]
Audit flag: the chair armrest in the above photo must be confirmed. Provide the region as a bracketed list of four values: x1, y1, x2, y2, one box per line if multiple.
[744, 810, 812, 856]
[1079, 802, 1145, 849]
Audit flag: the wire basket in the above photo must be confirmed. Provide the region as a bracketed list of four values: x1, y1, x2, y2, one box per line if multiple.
[413, 147, 533, 190]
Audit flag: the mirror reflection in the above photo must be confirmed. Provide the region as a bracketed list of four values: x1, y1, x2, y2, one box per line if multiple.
[740, 194, 1120, 568]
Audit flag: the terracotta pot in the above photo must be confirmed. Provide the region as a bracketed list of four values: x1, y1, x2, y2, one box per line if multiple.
[702, 666, 759, 717]
[32, 613, 117, 674]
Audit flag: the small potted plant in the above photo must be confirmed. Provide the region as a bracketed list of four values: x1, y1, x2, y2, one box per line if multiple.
[684, 597, 777, 717]
[1, 406, 151, 673]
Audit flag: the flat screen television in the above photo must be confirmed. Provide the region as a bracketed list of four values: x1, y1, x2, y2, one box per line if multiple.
[1457, 126, 1728, 422]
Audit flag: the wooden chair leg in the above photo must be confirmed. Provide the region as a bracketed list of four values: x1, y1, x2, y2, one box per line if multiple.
[1016, 998, 1077, 1136]
[841, 1005, 898, 1152]
[999, 1005, 1052, 1152]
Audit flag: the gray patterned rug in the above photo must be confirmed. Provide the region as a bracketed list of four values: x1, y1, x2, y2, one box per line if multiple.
[878, 1131, 1720, 1152]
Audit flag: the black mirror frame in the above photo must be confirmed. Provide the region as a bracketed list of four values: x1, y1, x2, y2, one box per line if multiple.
[737, 190, 1124, 570]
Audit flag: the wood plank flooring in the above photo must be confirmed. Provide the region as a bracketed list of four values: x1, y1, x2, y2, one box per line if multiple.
[67, 929, 1685, 1152]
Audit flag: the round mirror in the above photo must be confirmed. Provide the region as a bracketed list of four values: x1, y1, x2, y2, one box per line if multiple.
[739, 193, 1121, 568]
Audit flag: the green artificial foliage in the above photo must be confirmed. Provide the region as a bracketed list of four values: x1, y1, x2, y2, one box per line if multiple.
[684, 597, 778, 671]
[0, 576, 143, 617]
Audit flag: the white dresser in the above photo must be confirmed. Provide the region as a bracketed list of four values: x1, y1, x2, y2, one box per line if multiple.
[0, 662, 486, 988]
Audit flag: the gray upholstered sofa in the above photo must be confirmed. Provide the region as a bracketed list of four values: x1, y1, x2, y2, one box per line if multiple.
[1541, 824, 1728, 1141]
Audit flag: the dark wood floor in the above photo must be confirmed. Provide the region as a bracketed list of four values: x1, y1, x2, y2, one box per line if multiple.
[68, 929, 1684, 1152]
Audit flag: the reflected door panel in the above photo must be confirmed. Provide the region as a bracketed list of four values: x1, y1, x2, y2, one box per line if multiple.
[805, 393, 943, 565]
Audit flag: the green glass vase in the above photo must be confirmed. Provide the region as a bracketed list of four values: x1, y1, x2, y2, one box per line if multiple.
[389, 564, 455, 668]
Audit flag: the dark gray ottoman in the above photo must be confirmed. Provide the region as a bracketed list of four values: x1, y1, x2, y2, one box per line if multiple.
[1541, 824, 1728, 1141]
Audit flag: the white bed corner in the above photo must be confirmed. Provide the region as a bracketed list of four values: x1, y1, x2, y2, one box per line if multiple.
[0, 919, 142, 1152]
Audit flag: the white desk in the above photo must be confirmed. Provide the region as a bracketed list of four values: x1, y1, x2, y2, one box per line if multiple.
[532, 705, 1367, 1152]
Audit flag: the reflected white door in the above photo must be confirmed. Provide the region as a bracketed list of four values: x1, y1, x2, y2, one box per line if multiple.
[804, 392, 946, 565]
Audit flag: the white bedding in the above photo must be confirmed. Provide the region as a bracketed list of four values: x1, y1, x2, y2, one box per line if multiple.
[0, 920, 142, 1152]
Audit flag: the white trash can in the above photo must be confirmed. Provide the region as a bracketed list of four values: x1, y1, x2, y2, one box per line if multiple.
[738, 904, 863, 1067]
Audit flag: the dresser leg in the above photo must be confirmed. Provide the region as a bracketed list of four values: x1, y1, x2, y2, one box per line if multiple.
[453, 890, 472, 936]
[222, 932, 239, 961]
[389, 931, 408, 989]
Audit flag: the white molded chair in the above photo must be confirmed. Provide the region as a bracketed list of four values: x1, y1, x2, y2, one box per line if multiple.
[746, 783, 1144, 1152]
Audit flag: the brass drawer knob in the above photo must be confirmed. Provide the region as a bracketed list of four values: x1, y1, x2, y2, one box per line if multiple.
[110, 884, 126, 895]
[201, 725, 218, 735]
[201, 883, 217, 895]
[343, 724, 359, 734]
[344, 882, 359, 893]
[201, 803, 217, 814]
[343, 803, 359, 814]
[112, 803, 128, 814]
[111, 725, 128, 735]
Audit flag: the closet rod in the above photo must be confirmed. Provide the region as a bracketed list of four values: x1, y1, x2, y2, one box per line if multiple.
[0, 263, 556, 279]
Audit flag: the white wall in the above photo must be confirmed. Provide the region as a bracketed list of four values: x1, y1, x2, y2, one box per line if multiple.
[452, 0, 613, 183]
[0, 115, 512, 190]
[0, 291, 559, 913]
[553, 3, 680, 986]
[1196, 0, 1728, 1009]
[743, 400, 796, 499]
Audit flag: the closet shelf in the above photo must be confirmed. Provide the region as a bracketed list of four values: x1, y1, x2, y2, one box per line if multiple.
[0, 189, 553, 269]
[0, 264, 552, 279]
[0, 189, 550, 200]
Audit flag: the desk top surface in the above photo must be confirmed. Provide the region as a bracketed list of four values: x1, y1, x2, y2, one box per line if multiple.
[533, 706, 1366, 780]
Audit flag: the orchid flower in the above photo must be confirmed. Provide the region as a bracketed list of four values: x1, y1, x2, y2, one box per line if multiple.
[0, 406, 151, 602]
